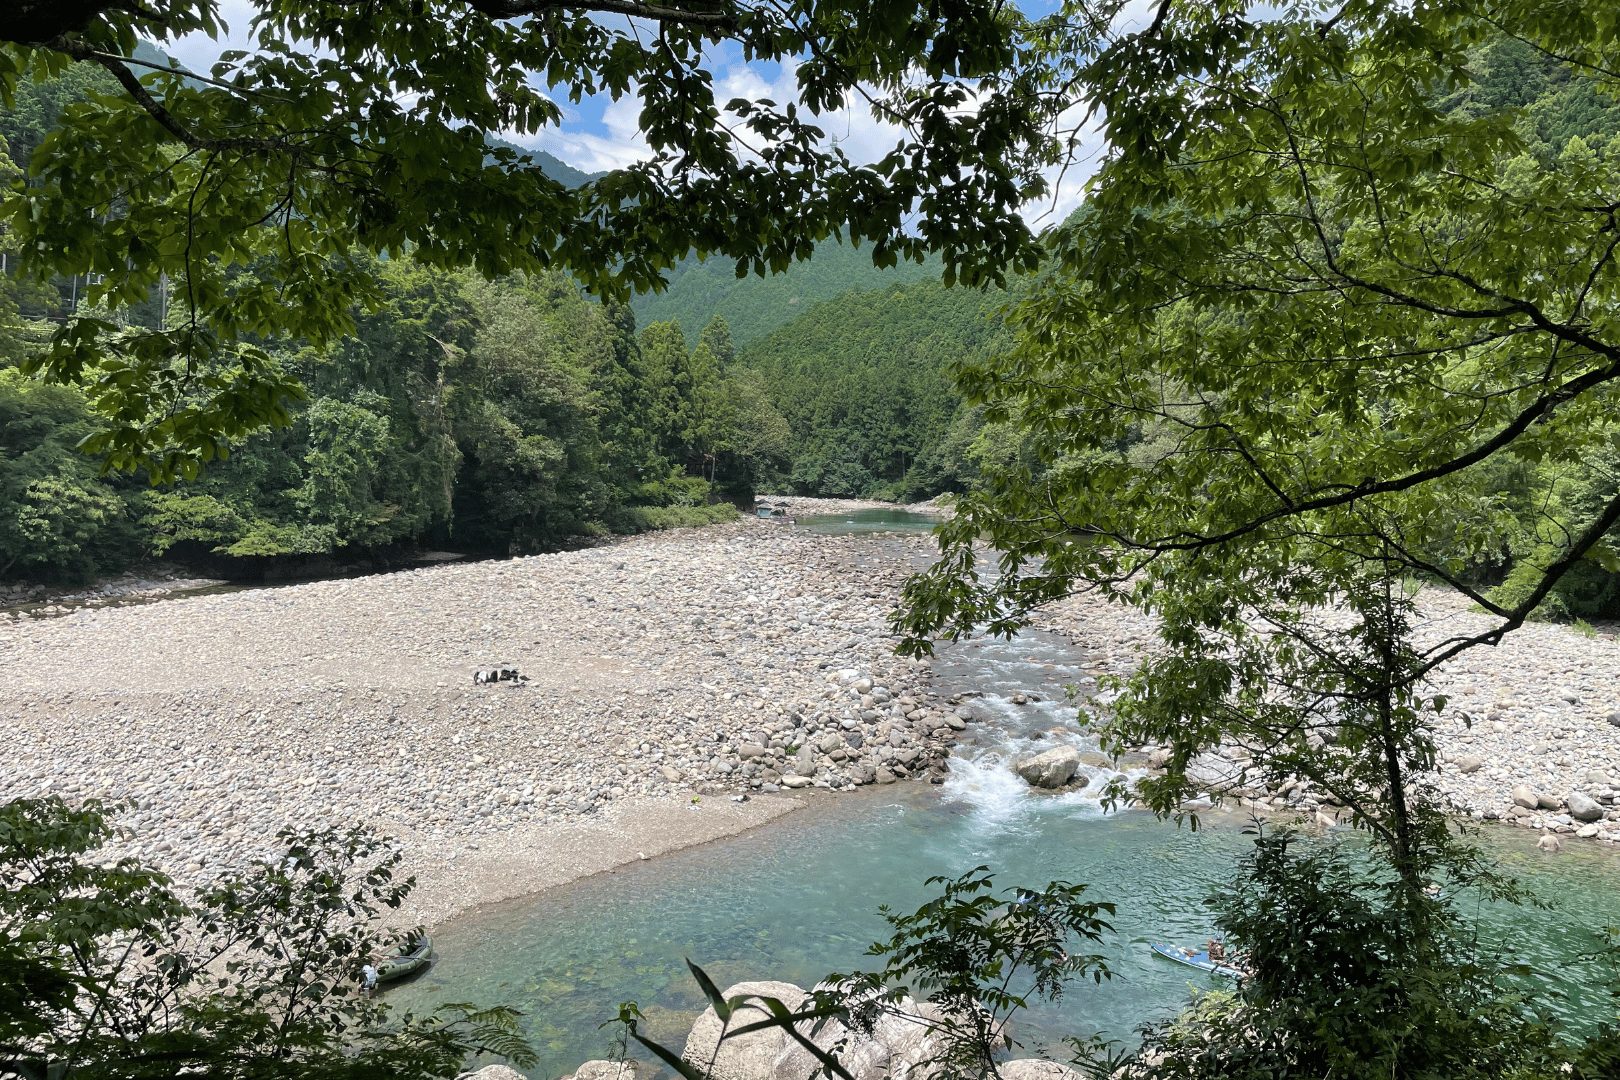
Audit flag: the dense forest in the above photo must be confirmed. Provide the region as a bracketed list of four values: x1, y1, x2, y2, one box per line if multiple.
[738, 281, 1008, 499]
[0, 60, 791, 580]
[629, 240, 943, 348]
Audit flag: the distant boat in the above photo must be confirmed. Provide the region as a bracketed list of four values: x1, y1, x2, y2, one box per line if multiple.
[1149, 942, 1245, 979]
[375, 933, 434, 985]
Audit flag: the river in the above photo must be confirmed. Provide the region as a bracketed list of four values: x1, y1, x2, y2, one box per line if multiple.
[392, 510, 1620, 1077]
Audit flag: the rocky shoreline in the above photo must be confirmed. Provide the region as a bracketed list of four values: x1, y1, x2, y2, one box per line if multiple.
[0, 565, 228, 617]
[1033, 587, 1620, 843]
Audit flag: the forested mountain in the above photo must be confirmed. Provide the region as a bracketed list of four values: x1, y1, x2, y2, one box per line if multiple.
[629, 240, 943, 347]
[739, 281, 1007, 498]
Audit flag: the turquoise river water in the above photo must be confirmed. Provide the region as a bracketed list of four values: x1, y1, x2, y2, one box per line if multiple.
[394, 510, 1620, 1077]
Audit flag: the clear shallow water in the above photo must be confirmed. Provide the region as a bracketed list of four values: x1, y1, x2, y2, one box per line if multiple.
[393, 511, 1620, 1077]
[395, 775, 1620, 1079]
[794, 508, 942, 536]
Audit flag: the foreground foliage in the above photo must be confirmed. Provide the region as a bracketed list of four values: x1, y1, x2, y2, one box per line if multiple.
[0, 796, 533, 1080]
[614, 839, 1619, 1080]
[616, 867, 1114, 1080]
[1126, 829, 1568, 1080]
[1, 0, 1086, 475]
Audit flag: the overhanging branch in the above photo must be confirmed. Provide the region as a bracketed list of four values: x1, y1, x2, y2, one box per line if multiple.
[464, 0, 739, 29]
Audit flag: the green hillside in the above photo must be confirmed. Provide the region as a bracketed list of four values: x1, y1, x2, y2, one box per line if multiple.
[630, 240, 943, 347]
[740, 280, 1007, 498]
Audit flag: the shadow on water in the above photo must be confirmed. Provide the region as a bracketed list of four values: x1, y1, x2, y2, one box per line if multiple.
[390, 512, 1620, 1077]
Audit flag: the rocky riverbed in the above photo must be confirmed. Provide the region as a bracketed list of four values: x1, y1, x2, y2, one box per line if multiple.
[1033, 587, 1620, 842]
[0, 516, 960, 923]
[7, 505, 1620, 932]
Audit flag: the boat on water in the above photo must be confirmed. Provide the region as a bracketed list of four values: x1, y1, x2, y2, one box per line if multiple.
[1149, 942, 1245, 979]
[375, 933, 434, 985]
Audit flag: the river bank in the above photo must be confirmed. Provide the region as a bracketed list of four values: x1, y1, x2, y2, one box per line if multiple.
[0, 512, 954, 924]
[1033, 585, 1620, 841]
[0, 564, 230, 617]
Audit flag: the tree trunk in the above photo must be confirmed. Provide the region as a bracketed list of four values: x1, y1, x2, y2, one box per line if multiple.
[1374, 569, 1419, 889]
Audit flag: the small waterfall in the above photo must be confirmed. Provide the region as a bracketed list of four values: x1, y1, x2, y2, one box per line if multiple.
[933, 629, 1143, 826]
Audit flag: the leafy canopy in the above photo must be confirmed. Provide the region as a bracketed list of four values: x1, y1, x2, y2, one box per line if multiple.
[1, 0, 1109, 476]
[898, 1, 1620, 858]
[0, 796, 533, 1080]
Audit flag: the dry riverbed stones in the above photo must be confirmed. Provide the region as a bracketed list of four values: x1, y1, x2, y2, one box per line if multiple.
[0, 515, 956, 895]
[1034, 587, 1620, 844]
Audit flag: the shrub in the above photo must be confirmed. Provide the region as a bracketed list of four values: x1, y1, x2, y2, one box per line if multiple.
[0, 797, 533, 1080]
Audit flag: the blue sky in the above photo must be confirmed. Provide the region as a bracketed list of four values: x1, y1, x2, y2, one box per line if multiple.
[166, 0, 1147, 225]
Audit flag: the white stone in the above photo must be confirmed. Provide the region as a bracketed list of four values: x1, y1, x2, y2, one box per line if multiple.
[1014, 746, 1083, 790]
[682, 981, 810, 1080]
[460, 1067, 529, 1080]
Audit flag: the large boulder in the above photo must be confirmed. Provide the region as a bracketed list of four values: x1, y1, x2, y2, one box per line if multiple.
[771, 988, 959, 1080]
[1569, 792, 1605, 823]
[564, 1063, 641, 1080]
[683, 981, 810, 1080]
[1510, 785, 1540, 810]
[459, 1067, 528, 1080]
[1014, 746, 1083, 790]
[1184, 751, 1236, 790]
[999, 1061, 1087, 1080]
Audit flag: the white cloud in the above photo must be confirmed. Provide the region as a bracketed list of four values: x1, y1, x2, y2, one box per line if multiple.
[164, 0, 259, 72]
[532, 90, 654, 173]
[1025, 103, 1107, 228]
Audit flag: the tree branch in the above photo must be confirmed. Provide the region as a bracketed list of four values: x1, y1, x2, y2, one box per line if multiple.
[49, 39, 281, 154]
[464, 0, 739, 29]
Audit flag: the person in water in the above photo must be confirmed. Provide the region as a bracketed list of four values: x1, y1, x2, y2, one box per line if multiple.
[361, 963, 379, 996]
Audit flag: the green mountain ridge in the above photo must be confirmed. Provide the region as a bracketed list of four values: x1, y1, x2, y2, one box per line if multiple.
[630, 240, 944, 347]
[737, 278, 1008, 497]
